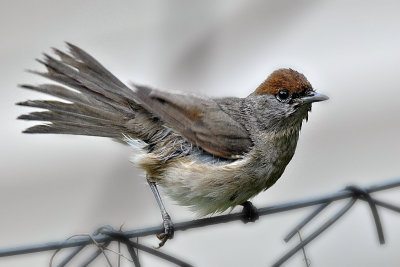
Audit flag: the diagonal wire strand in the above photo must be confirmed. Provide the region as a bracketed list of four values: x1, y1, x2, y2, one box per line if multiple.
[78, 241, 111, 267]
[345, 185, 385, 244]
[102, 229, 193, 267]
[297, 231, 310, 267]
[57, 245, 85, 266]
[58, 227, 111, 267]
[272, 198, 357, 267]
[125, 242, 141, 267]
[370, 198, 400, 213]
[127, 240, 193, 267]
[284, 201, 332, 242]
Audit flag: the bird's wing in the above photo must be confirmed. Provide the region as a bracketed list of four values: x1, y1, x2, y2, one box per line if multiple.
[131, 85, 253, 158]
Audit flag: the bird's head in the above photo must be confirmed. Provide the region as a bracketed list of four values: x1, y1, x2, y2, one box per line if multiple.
[250, 68, 328, 131]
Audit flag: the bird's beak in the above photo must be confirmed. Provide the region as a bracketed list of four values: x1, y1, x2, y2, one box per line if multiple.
[299, 91, 329, 104]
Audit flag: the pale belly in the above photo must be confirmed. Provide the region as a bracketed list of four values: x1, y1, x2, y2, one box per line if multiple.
[156, 131, 300, 216]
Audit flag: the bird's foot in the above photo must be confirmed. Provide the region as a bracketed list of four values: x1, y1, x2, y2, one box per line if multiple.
[241, 201, 259, 223]
[156, 214, 174, 248]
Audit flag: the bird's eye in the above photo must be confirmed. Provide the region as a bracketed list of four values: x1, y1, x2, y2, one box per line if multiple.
[276, 89, 290, 102]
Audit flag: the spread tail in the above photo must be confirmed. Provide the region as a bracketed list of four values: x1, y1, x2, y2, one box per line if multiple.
[17, 43, 160, 142]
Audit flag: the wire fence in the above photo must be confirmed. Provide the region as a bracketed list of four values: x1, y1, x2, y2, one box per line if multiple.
[1, 178, 399, 266]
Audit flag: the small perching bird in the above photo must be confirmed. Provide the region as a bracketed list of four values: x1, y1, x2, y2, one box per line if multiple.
[18, 43, 328, 246]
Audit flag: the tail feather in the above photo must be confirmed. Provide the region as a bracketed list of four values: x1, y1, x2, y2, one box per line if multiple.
[19, 84, 125, 115]
[23, 123, 123, 138]
[18, 43, 161, 142]
[17, 100, 124, 122]
[35, 56, 132, 115]
[53, 43, 136, 101]
[18, 110, 123, 129]
[20, 84, 91, 105]
[64, 43, 130, 92]
[25, 70, 129, 116]
[41, 54, 127, 105]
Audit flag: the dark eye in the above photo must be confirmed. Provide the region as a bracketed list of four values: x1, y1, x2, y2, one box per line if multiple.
[276, 89, 290, 101]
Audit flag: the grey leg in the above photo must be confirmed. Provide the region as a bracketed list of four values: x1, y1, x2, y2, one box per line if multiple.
[147, 180, 174, 247]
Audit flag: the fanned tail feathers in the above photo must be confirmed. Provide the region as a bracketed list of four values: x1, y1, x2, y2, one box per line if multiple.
[18, 43, 157, 141]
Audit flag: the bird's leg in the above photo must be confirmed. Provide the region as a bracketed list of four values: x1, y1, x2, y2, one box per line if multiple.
[147, 180, 174, 247]
[241, 201, 259, 223]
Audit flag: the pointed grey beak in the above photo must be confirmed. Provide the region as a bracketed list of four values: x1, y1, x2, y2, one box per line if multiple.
[300, 91, 329, 104]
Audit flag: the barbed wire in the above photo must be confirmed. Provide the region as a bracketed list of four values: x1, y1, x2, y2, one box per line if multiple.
[0, 178, 399, 266]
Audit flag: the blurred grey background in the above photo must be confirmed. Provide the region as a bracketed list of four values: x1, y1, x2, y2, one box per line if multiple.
[1, 0, 400, 266]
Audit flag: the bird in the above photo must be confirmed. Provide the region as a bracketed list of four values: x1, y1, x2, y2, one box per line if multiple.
[17, 43, 328, 247]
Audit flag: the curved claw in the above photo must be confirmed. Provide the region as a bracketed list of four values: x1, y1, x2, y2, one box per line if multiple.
[156, 216, 174, 248]
[241, 201, 259, 223]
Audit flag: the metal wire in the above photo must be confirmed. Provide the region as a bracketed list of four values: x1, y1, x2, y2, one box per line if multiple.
[273, 198, 357, 267]
[284, 202, 332, 242]
[0, 177, 399, 266]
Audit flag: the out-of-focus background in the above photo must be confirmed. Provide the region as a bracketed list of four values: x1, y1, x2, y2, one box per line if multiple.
[1, 0, 400, 266]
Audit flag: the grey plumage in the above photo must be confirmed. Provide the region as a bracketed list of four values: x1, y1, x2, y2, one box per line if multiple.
[19, 44, 160, 141]
[131, 85, 252, 158]
[18, 43, 254, 160]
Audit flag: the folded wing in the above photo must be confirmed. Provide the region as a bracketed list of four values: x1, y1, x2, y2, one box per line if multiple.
[131, 85, 253, 158]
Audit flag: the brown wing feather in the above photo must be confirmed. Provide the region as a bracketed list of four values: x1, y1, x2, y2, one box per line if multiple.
[131, 84, 253, 158]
